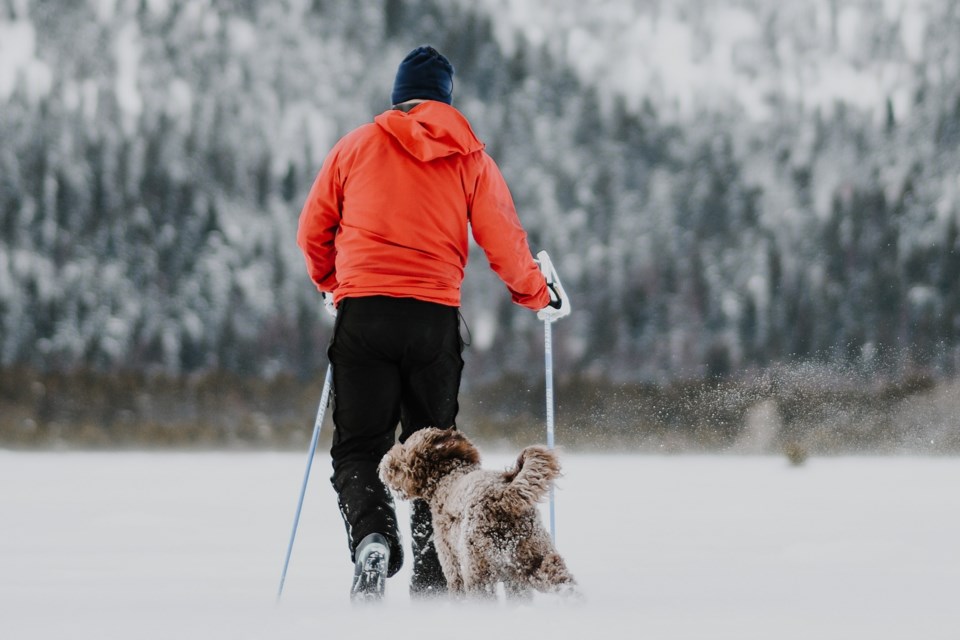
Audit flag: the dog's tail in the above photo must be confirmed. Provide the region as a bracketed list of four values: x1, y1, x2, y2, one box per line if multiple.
[498, 445, 561, 516]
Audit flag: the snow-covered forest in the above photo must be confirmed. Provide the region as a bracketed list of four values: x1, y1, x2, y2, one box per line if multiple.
[2, 0, 960, 448]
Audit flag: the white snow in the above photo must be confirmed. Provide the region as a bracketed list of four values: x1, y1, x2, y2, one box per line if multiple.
[470, 0, 931, 122]
[0, 19, 51, 102]
[114, 22, 143, 125]
[94, 0, 118, 23]
[2, 451, 957, 639]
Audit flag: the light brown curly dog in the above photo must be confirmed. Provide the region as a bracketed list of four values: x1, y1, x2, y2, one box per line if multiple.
[378, 427, 578, 600]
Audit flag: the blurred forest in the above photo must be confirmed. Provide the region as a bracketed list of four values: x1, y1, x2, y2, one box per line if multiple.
[2, 0, 959, 450]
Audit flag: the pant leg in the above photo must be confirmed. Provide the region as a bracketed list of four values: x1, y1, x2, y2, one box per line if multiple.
[396, 303, 463, 592]
[327, 299, 406, 576]
[409, 498, 447, 593]
[327, 297, 464, 582]
[397, 303, 464, 440]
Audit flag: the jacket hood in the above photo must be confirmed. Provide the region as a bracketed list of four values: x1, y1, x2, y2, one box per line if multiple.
[374, 101, 484, 162]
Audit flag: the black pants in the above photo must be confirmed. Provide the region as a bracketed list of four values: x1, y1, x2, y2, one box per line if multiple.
[327, 296, 463, 578]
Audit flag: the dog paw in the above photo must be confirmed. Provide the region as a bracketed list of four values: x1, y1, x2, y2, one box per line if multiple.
[555, 582, 586, 604]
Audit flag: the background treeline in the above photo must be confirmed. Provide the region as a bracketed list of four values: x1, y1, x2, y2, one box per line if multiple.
[4, 366, 958, 454]
[2, 0, 959, 450]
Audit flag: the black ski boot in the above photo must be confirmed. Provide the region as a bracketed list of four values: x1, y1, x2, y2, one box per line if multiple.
[350, 533, 390, 602]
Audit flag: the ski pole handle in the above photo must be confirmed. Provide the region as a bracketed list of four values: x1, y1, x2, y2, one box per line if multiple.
[536, 251, 571, 322]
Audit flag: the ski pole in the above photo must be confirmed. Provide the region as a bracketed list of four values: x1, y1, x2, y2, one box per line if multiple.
[277, 363, 333, 601]
[536, 249, 568, 545]
[544, 317, 557, 543]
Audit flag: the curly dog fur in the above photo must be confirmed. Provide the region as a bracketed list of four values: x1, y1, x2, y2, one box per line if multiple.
[379, 427, 578, 599]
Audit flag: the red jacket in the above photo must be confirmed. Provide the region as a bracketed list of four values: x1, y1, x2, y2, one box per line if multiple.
[297, 101, 550, 311]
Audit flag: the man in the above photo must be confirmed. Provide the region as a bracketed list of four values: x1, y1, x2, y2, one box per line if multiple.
[297, 45, 570, 601]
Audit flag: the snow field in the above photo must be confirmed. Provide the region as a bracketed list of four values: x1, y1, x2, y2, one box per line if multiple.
[1, 451, 958, 639]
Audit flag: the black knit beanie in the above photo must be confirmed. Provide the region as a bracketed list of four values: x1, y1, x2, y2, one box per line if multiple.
[391, 46, 454, 105]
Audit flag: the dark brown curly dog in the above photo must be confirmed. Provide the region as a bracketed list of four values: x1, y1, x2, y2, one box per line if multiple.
[379, 427, 578, 600]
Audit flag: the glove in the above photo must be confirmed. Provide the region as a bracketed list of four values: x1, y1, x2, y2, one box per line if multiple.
[322, 292, 337, 319]
[535, 250, 571, 322]
[537, 281, 570, 321]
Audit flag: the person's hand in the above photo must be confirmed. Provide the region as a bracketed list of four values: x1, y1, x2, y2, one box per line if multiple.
[534, 250, 571, 322]
[322, 292, 337, 319]
[537, 281, 570, 321]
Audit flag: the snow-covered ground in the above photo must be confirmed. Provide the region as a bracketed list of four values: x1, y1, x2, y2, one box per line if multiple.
[2, 450, 958, 639]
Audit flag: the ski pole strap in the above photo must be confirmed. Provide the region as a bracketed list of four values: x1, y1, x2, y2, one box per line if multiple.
[545, 283, 563, 309]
